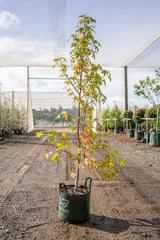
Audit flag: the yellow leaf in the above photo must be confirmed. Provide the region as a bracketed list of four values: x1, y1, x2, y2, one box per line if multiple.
[85, 152, 89, 157]
[65, 114, 70, 120]
[43, 153, 48, 159]
[76, 148, 83, 154]
[116, 174, 120, 181]
[70, 173, 76, 179]
[61, 131, 66, 138]
[56, 114, 61, 119]
[78, 163, 84, 169]
[36, 132, 43, 138]
[73, 72, 78, 78]
[51, 153, 59, 162]
[73, 65, 80, 72]
[64, 80, 70, 85]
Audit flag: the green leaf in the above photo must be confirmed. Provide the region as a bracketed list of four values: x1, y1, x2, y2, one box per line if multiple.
[65, 144, 70, 150]
[51, 153, 59, 162]
[120, 158, 125, 167]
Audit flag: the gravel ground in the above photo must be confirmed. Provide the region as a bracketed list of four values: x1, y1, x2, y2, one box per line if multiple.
[0, 129, 159, 240]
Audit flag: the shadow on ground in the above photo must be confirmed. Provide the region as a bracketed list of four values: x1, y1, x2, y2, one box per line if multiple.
[80, 214, 130, 234]
[79, 215, 160, 235]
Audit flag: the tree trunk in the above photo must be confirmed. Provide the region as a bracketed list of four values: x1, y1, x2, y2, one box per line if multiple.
[74, 73, 82, 190]
[75, 166, 79, 190]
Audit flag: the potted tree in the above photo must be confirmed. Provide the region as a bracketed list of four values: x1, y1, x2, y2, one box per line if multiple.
[123, 110, 135, 137]
[37, 15, 125, 223]
[108, 104, 123, 133]
[145, 106, 160, 147]
[134, 68, 160, 146]
[143, 107, 156, 144]
[133, 108, 146, 140]
[102, 107, 110, 132]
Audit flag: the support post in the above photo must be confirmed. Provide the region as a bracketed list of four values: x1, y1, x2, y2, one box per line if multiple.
[0, 83, 2, 130]
[27, 66, 34, 133]
[12, 91, 14, 108]
[124, 66, 128, 110]
[27, 66, 29, 132]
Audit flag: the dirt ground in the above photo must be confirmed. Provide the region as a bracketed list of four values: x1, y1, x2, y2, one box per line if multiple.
[0, 128, 160, 240]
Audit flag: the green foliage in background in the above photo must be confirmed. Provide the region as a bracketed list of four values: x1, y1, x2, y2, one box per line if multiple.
[123, 110, 135, 129]
[134, 68, 160, 106]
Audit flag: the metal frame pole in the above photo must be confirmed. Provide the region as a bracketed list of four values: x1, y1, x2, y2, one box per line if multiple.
[27, 66, 29, 132]
[114, 119, 117, 136]
[124, 66, 128, 110]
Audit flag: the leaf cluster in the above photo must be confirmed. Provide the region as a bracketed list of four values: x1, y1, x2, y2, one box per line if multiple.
[132, 108, 146, 124]
[37, 15, 125, 185]
[102, 104, 123, 129]
[134, 68, 160, 106]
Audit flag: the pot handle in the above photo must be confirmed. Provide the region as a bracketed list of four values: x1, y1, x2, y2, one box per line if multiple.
[59, 182, 67, 193]
[85, 177, 92, 192]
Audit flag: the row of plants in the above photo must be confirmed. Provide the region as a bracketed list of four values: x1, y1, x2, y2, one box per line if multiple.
[102, 105, 158, 132]
[0, 91, 27, 137]
[102, 105, 160, 146]
[102, 66, 160, 133]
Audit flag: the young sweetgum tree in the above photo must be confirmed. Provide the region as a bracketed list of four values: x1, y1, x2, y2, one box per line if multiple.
[37, 15, 125, 190]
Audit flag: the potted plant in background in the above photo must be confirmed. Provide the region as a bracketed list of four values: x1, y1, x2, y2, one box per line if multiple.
[108, 104, 123, 133]
[143, 107, 157, 144]
[134, 68, 160, 146]
[123, 110, 135, 137]
[145, 106, 160, 147]
[102, 107, 110, 132]
[37, 14, 125, 223]
[133, 108, 146, 140]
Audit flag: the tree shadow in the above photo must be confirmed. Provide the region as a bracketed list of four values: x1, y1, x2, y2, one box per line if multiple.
[130, 217, 160, 237]
[131, 217, 160, 228]
[80, 214, 130, 234]
[78, 215, 160, 235]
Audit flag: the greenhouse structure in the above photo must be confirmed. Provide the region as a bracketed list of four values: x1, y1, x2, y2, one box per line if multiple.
[0, 0, 160, 132]
[0, 2, 160, 239]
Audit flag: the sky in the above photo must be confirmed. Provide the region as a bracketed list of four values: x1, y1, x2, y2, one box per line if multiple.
[0, 0, 160, 109]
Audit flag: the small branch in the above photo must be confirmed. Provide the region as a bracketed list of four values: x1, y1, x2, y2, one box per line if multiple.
[58, 60, 79, 95]
[23, 221, 48, 231]
[66, 76, 79, 95]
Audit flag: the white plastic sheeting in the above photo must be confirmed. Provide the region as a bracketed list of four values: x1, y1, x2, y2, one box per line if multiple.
[27, 68, 34, 132]
[0, 0, 160, 67]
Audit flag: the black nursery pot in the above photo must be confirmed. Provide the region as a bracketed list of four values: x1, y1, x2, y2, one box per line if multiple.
[58, 177, 92, 224]
[2, 130, 12, 138]
[14, 128, 23, 135]
[134, 130, 143, 140]
[127, 129, 134, 137]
